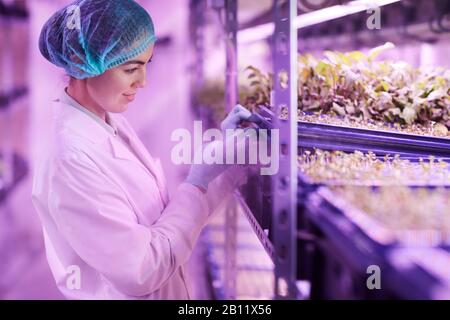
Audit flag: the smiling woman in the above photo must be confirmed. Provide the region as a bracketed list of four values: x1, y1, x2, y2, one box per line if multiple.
[66, 44, 155, 119]
[32, 0, 251, 301]
[39, 0, 156, 119]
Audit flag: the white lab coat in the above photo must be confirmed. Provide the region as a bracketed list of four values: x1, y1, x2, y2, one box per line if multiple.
[31, 91, 246, 299]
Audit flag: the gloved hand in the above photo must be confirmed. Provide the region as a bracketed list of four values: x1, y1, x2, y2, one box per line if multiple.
[220, 104, 252, 131]
[185, 141, 228, 192]
[185, 104, 253, 192]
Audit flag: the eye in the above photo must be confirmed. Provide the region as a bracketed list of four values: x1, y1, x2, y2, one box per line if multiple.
[124, 68, 138, 74]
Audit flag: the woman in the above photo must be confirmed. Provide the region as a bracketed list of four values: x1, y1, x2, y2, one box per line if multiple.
[32, 0, 252, 300]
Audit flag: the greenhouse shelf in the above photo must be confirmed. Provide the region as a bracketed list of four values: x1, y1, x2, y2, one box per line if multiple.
[240, 163, 450, 299]
[235, 192, 275, 262]
[252, 106, 450, 161]
[0, 87, 29, 111]
[211, 0, 450, 300]
[242, 168, 450, 244]
[204, 210, 274, 300]
[0, 153, 28, 205]
[303, 187, 450, 299]
[297, 121, 450, 160]
[254, 106, 450, 159]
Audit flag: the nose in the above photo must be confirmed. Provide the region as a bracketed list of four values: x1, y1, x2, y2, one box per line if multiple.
[135, 69, 147, 89]
[137, 76, 146, 88]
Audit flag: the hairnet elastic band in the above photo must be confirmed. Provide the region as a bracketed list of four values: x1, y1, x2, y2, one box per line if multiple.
[106, 35, 158, 71]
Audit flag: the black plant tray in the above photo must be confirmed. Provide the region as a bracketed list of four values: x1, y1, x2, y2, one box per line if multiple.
[304, 186, 450, 299]
[298, 121, 450, 160]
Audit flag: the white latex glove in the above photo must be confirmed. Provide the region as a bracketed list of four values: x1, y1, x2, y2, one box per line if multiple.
[185, 104, 254, 191]
[220, 104, 252, 131]
[185, 141, 229, 192]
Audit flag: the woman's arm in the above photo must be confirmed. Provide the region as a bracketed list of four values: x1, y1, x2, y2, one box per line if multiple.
[49, 149, 209, 297]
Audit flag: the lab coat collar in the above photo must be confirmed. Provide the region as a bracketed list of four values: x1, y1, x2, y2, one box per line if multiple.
[59, 88, 119, 137]
[54, 93, 115, 146]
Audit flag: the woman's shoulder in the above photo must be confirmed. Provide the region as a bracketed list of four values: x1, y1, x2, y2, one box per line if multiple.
[44, 117, 100, 166]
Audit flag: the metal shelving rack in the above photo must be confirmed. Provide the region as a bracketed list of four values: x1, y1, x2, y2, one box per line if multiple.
[220, 0, 450, 300]
[0, 0, 31, 297]
[217, 0, 300, 299]
[223, 0, 239, 300]
[271, 0, 298, 299]
[0, 0, 29, 204]
[216, 0, 300, 299]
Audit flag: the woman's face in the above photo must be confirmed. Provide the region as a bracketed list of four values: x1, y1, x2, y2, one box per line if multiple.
[85, 44, 155, 113]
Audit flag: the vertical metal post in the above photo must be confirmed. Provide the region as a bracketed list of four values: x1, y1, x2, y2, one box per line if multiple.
[224, 0, 238, 113]
[224, 0, 238, 300]
[272, 0, 298, 299]
[0, 12, 13, 188]
[189, 0, 206, 103]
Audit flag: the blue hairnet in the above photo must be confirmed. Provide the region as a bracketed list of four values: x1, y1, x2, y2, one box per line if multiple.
[39, 0, 157, 79]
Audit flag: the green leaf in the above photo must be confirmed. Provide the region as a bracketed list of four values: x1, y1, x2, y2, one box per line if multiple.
[427, 88, 446, 101]
[332, 102, 346, 116]
[324, 51, 341, 65]
[400, 106, 417, 124]
[368, 42, 395, 61]
[347, 51, 367, 63]
[316, 61, 331, 76]
[337, 52, 352, 66]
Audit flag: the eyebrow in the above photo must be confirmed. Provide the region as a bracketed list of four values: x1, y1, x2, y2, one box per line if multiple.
[122, 54, 154, 66]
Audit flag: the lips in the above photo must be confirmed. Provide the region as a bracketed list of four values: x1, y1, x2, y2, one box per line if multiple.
[123, 93, 136, 101]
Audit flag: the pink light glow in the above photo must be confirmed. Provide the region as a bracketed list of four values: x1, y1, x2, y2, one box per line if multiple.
[238, 0, 401, 44]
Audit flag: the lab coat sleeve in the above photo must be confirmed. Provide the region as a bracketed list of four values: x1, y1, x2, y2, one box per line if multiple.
[48, 149, 209, 297]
